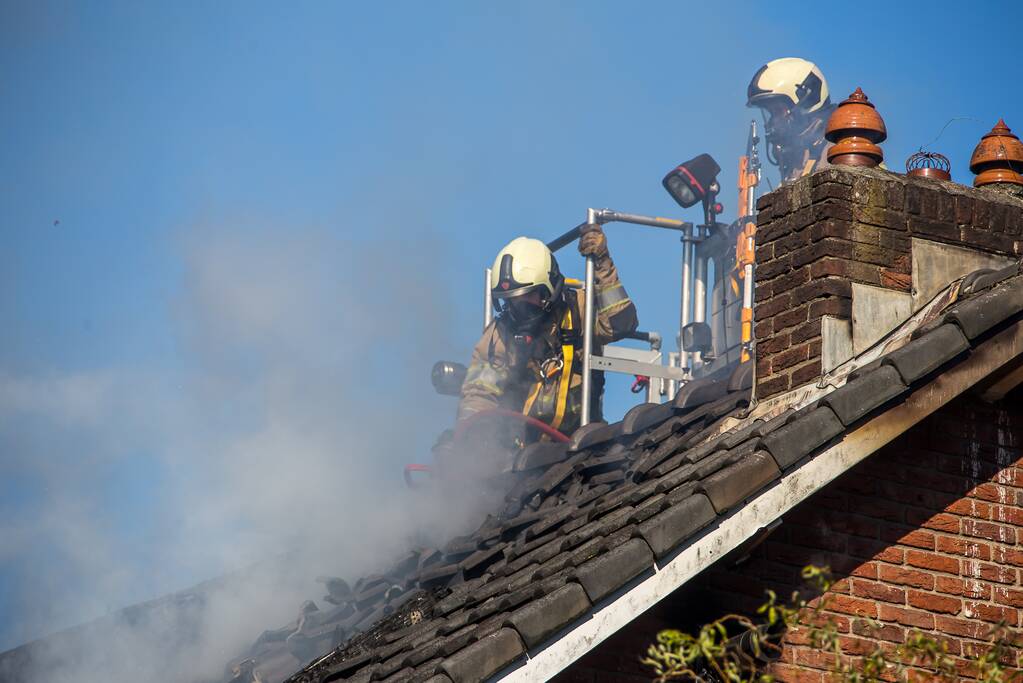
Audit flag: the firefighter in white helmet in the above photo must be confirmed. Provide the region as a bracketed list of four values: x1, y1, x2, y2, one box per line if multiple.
[747, 57, 836, 184]
[457, 226, 637, 436]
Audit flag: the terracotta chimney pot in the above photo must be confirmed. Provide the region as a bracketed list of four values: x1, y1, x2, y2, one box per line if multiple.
[825, 88, 887, 168]
[970, 119, 1023, 187]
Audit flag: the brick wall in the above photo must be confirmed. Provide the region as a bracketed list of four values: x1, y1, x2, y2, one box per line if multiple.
[753, 167, 1023, 400]
[696, 392, 1023, 680]
[555, 394, 1023, 683]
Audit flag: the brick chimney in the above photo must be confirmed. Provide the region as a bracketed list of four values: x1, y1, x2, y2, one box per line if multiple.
[753, 166, 1023, 401]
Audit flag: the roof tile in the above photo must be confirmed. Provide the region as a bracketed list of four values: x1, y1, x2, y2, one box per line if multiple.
[699, 451, 781, 513]
[883, 323, 970, 384]
[945, 277, 1023, 339]
[505, 583, 592, 649]
[636, 493, 716, 558]
[573, 537, 654, 602]
[761, 406, 844, 470]
[673, 375, 729, 409]
[438, 628, 525, 683]
[622, 401, 676, 435]
[821, 365, 907, 426]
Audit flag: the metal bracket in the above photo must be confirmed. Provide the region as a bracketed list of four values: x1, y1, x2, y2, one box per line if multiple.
[589, 355, 689, 382]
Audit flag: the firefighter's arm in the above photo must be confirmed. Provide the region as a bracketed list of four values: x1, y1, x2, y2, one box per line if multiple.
[578, 224, 638, 344]
[456, 322, 512, 421]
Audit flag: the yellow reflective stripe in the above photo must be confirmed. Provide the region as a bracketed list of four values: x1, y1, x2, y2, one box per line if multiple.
[522, 379, 543, 416]
[598, 297, 631, 315]
[551, 307, 573, 432]
[465, 380, 503, 396]
[596, 283, 630, 315]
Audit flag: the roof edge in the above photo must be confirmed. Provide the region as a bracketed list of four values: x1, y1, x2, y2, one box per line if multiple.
[493, 317, 1023, 682]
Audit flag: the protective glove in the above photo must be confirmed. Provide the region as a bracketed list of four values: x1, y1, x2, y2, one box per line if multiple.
[578, 223, 608, 259]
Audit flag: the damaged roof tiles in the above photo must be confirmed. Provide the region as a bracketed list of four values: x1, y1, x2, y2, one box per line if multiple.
[225, 262, 1023, 683]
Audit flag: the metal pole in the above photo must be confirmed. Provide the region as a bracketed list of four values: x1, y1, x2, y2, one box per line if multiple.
[484, 267, 493, 329]
[693, 236, 707, 370]
[580, 208, 597, 427]
[593, 210, 689, 231]
[679, 226, 693, 374]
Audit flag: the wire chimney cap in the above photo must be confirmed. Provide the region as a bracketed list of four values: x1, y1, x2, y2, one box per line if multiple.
[969, 119, 1023, 187]
[906, 151, 951, 181]
[825, 87, 887, 168]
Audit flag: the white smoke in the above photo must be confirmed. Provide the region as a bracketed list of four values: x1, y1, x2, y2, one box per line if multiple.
[0, 220, 469, 683]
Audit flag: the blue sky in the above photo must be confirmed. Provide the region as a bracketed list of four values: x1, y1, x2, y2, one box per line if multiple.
[2, 0, 1022, 660]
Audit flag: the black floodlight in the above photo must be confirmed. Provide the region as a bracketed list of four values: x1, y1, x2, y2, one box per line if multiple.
[682, 322, 712, 354]
[431, 360, 467, 396]
[662, 153, 722, 209]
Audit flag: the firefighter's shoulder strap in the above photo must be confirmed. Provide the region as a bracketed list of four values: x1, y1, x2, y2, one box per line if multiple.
[521, 302, 576, 432]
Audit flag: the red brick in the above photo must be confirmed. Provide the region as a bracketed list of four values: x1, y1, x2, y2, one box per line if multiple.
[961, 640, 1020, 666]
[774, 303, 810, 331]
[970, 482, 1017, 505]
[995, 467, 1023, 487]
[907, 590, 961, 614]
[807, 297, 850, 320]
[987, 504, 1023, 527]
[934, 576, 992, 600]
[773, 343, 812, 372]
[757, 374, 789, 398]
[793, 646, 837, 670]
[851, 579, 905, 604]
[993, 545, 1023, 567]
[790, 359, 823, 386]
[837, 635, 877, 656]
[881, 526, 934, 550]
[799, 610, 851, 634]
[960, 559, 1016, 585]
[935, 615, 987, 639]
[962, 601, 1018, 625]
[878, 565, 935, 590]
[851, 619, 905, 643]
[826, 594, 878, 618]
[904, 510, 960, 533]
[769, 662, 824, 683]
[878, 604, 935, 629]
[849, 562, 878, 580]
[994, 586, 1023, 608]
[962, 519, 1016, 544]
[935, 536, 992, 561]
[947, 496, 992, 518]
[759, 331, 792, 354]
[905, 549, 959, 574]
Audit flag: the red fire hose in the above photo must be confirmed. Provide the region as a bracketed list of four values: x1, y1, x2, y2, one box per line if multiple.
[452, 407, 571, 444]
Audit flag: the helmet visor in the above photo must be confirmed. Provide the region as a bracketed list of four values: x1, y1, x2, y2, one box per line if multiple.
[496, 291, 549, 332]
[491, 282, 549, 301]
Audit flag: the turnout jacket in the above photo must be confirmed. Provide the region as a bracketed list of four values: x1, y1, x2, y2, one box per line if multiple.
[457, 252, 638, 437]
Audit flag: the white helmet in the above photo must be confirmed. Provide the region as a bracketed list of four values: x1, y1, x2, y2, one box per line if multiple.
[490, 237, 564, 331]
[747, 57, 830, 114]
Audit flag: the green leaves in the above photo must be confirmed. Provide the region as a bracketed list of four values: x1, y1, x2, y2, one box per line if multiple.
[642, 565, 1023, 682]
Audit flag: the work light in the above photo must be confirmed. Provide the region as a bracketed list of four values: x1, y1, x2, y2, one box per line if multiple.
[662, 153, 721, 209]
